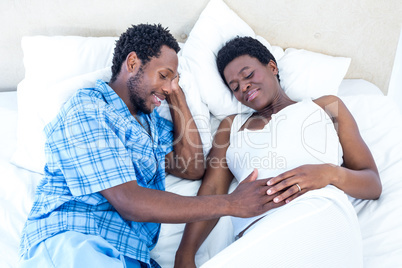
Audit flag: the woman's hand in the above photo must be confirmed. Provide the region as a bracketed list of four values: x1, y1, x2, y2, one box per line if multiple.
[266, 164, 337, 203]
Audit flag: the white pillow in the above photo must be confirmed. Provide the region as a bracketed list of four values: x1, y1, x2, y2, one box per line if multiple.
[13, 36, 118, 173]
[12, 68, 112, 173]
[278, 48, 351, 101]
[12, 79, 46, 173]
[179, 0, 263, 120]
[22, 36, 117, 85]
[179, 0, 350, 119]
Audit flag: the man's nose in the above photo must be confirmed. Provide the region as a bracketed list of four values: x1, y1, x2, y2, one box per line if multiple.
[162, 81, 172, 95]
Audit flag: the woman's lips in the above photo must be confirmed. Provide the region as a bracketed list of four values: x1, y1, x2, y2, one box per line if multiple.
[246, 88, 259, 102]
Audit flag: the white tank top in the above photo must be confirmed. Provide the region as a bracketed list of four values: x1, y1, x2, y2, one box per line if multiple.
[226, 99, 344, 235]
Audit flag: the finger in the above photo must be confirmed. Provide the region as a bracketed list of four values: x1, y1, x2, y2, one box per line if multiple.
[267, 176, 297, 195]
[241, 168, 258, 183]
[273, 184, 301, 203]
[264, 189, 282, 202]
[285, 191, 303, 203]
[263, 196, 286, 211]
[267, 169, 296, 186]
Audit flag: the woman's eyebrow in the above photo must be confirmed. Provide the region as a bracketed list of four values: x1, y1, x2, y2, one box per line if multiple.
[228, 66, 250, 85]
[238, 66, 250, 75]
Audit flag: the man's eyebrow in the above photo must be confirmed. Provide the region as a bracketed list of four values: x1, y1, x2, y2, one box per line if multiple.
[164, 68, 179, 80]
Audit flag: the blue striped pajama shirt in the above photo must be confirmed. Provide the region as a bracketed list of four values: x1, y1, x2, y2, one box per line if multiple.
[19, 80, 173, 267]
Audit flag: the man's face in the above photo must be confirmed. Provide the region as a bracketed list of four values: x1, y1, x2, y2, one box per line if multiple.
[127, 45, 178, 114]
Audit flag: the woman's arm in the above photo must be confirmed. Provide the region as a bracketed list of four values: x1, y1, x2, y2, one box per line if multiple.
[175, 115, 286, 267]
[317, 95, 381, 199]
[267, 95, 381, 202]
[174, 115, 237, 267]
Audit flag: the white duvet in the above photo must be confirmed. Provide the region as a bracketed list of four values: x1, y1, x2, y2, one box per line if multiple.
[1, 87, 402, 267]
[152, 93, 402, 267]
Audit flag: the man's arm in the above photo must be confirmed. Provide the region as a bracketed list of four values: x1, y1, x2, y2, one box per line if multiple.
[100, 170, 271, 223]
[99, 115, 279, 266]
[165, 76, 204, 179]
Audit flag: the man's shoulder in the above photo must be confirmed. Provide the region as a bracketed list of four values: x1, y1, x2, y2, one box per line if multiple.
[44, 86, 107, 135]
[69, 79, 109, 103]
[63, 86, 106, 113]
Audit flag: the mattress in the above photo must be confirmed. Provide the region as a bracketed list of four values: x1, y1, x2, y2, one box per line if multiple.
[1, 79, 402, 267]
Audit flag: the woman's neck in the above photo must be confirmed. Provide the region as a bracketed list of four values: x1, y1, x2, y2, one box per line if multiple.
[254, 92, 296, 119]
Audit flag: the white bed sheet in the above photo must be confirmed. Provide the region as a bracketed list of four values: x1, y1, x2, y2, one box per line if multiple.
[0, 92, 43, 267]
[1, 79, 402, 268]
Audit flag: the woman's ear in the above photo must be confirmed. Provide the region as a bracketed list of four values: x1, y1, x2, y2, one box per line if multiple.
[268, 60, 279, 75]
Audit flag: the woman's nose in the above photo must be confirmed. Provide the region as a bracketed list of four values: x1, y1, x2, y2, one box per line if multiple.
[241, 82, 251, 92]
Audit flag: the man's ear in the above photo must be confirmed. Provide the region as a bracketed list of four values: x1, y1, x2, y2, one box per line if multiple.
[126, 51, 141, 73]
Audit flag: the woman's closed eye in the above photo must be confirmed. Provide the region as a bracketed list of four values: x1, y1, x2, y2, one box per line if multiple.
[245, 71, 254, 79]
[232, 72, 254, 92]
[229, 71, 254, 92]
[231, 84, 239, 92]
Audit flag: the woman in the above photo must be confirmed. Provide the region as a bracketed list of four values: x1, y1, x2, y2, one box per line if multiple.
[175, 36, 381, 267]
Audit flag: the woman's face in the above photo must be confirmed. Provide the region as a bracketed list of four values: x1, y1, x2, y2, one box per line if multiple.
[223, 55, 280, 111]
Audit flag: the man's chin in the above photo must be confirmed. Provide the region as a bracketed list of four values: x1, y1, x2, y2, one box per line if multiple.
[133, 102, 153, 114]
[141, 105, 154, 114]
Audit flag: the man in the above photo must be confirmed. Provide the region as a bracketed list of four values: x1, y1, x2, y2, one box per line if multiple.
[19, 24, 272, 268]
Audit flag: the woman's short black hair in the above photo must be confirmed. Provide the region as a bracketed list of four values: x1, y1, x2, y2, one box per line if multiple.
[216, 36, 280, 85]
[110, 24, 180, 82]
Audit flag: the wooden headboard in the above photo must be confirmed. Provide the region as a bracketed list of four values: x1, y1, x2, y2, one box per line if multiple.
[1, 0, 401, 94]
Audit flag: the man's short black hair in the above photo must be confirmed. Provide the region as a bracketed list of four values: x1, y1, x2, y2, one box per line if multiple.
[110, 24, 180, 82]
[216, 36, 280, 85]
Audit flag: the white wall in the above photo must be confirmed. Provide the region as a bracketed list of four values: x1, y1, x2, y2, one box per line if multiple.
[1, 0, 401, 93]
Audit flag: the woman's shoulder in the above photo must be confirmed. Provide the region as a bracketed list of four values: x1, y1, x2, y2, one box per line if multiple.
[313, 95, 342, 107]
[313, 95, 347, 116]
[312, 95, 358, 131]
[216, 114, 237, 134]
[219, 112, 255, 133]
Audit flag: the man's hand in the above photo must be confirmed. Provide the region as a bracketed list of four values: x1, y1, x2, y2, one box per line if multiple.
[165, 74, 205, 179]
[171, 73, 181, 93]
[228, 169, 285, 218]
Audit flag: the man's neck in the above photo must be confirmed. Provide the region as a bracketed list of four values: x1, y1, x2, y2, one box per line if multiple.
[109, 80, 137, 116]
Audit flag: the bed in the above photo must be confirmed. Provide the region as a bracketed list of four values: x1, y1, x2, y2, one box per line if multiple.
[1, 0, 402, 267]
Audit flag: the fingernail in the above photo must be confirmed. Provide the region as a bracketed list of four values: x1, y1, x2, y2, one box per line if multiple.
[267, 189, 271, 194]
[274, 198, 279, 203]
[267, 180, 272, 185]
